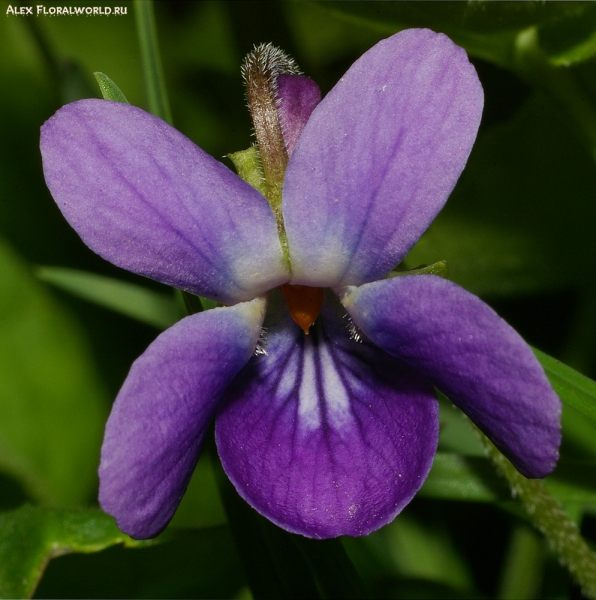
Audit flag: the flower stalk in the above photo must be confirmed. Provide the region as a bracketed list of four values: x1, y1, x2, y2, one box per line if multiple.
[242, 44, 301, 259]
[480, 431, 596, 599]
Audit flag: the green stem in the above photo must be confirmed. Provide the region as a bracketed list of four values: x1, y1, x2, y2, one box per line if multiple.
[479, 433, 596, 599]
[134, 0, 172, 125]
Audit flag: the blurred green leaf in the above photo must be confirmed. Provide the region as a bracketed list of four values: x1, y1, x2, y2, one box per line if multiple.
[38, 266, 181, 330]
[320, 1, 596, 68]
[408, 92, 596, 296]
[561, 405, 596, 461]
[18, 6, 96, 104]
[534, 347, 596, 425]
[421, 453, 509, 503]
[33, 524, 247, 600]
[0, 240, 107, 506]
[539, 5, 596, 66]
[134, 0, 172, 124]
[0, 506, 151, 599]
[350, 513, 475, 594]
[437, 396, 484, 458]
[93, 71, 129, 103]
[168, 453, 226, 529]
[497, 524, 545, 600]
[422, 453, 596, 508]
[543, 460, 596, 506]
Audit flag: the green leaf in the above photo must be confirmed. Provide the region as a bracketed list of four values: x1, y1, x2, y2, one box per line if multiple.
[38, 266, 181, 330]
[34, 525, 247, 599]
[538, 4, 596, 66]
[319, 1, 596, 68]
[542, 460, 596, 506]
[168, 453, 227, 529]
[344, 513, 475, 594]
[534, 347, 596, 425]
[421, 452, 596, 508]
[419, 452, 596, 505]
[496, 525, 545, 600]
[407, 92, 596, 296]
[0, 506, 151, 599]
[0, 240, 107, 506]
[134, 0, 172, 124]
[437, 396, 484, 458]
[420, 453, 509, 503]
[93, 71, 130, 103]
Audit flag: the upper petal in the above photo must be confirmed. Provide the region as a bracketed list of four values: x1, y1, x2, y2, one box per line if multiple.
[41, 100, 289, 304]
[99, 297, 266, 539]
[276, 74, 321, 157]
[341, 275, 561, 478]
[216, 291, 438, 538]
[283, 29, 483, 287]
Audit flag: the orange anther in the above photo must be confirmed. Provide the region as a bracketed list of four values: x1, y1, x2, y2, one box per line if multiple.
[280, 284, 324, 334]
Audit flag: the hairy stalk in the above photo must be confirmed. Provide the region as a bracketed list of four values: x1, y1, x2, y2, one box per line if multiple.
[480, 432, 596, 599]
[242, 43, 300, 265]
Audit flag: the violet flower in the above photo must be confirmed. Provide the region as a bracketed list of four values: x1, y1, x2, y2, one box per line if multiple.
[40, 29, 561, 540]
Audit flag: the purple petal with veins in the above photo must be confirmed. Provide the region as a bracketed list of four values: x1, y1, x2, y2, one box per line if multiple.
[99, 298, 266, 539]
[283, 29, 483, 287]
[39, 28, 561, 541]
[216, 291, 438, 538]
[41, 100, 289, 304]
[341, 275, 561, 478]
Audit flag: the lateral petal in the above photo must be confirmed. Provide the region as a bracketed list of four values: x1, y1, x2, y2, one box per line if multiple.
[99, 297, 266, 539]
[283, 29, 483, 287]
[341, 276, 561, 478]
[216, 291, 438, 538]
[41, 100, 289, 304]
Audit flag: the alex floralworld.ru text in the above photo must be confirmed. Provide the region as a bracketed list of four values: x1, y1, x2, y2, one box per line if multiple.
[6, 5, 128, 16]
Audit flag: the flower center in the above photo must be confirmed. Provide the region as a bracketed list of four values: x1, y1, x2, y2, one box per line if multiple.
[280, 284, 324, 334]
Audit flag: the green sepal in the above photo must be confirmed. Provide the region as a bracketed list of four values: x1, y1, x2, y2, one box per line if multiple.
[93, 72, 130, 104]
[228, 146, 268, 196]
[387, 260, 449, 279]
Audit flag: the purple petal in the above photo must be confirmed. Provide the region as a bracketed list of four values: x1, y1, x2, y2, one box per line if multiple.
[216, 291, 438, 538]
[341, 276, 561, 478]
[277, 74, 321, 157]
[41, 100, 289, 304]
[99, 297, 266, 539]
[283, 29, 483, 287]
